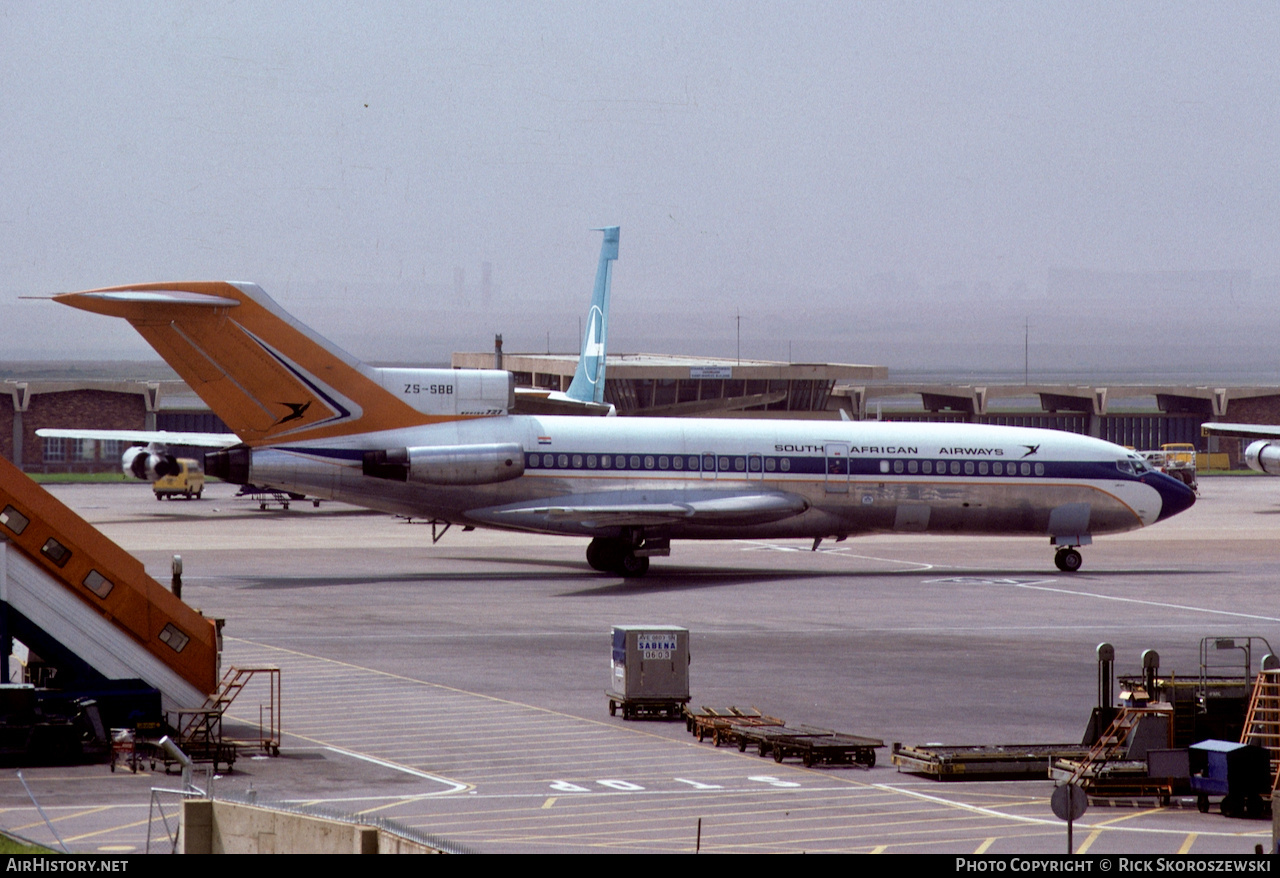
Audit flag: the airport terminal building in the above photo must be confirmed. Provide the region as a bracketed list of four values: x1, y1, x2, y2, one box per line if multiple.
[5, 356, 1279, 472]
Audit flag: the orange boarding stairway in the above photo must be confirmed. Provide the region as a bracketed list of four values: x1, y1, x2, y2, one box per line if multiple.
[0, 454, 218, 713]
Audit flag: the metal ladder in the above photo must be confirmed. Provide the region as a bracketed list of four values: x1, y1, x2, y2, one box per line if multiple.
[1063, 706, 1173, 795]
[1240, 669, 1280, 791]
[180, 665, 281, 756]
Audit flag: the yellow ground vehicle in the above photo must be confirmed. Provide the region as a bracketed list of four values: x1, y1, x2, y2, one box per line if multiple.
[152, 458, 205, 500]
[1140, 443, 1198, 493]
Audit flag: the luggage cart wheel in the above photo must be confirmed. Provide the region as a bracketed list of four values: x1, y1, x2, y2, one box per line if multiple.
[609, 700, 617, 717]
[1197, 795, 1209, 813]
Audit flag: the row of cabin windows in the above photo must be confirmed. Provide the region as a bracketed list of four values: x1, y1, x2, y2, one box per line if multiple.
[0, 504, 189, 652]
[527, 453, 781, 473]
[526, 453, 1050, 478]
[882, 459, 1045, 476]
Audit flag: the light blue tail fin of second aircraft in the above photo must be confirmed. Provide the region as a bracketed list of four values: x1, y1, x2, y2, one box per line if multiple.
[565, 226, 619, 405]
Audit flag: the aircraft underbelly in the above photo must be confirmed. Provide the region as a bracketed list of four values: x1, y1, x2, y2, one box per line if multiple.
[249, 450, 1152, 540]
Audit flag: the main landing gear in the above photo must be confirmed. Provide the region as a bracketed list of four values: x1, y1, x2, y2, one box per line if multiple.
[1054, 547, 1083, 573]
[586, 531, 668, 577]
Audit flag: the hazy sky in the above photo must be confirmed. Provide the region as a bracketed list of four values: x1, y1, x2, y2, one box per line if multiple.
[2, 2, 1278, 377]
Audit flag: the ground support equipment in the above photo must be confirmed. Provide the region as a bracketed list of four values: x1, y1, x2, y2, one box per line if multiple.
[685, 706, 784, 745]
[893, 743, 1088, 781]
[607, 692, 688, 721]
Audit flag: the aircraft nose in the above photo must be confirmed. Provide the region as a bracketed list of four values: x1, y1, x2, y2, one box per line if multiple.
[1143, 472, 1197, 522]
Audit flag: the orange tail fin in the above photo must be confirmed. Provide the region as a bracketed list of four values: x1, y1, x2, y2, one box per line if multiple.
[54, 282, 441, 445]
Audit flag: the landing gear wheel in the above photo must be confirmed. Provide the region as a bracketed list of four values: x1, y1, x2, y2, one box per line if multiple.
[618, 553, 650, 577]
[586, 538, 618, 572]
[1054, 548, 1083, 572]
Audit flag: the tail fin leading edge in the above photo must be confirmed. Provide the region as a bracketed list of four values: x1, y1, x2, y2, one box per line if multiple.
[565, 226, 619, 405]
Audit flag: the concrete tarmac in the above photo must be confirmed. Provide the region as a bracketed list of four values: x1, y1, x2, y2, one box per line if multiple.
[0, 476, 1276, 854]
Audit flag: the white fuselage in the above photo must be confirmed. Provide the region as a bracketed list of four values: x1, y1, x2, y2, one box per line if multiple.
[242, 416, 1190, 542]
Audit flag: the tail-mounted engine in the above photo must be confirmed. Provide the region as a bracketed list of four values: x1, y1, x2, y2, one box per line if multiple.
[122, 445, 180, 481]
[363, 443, 524, 485]
[203, 447, 253, 484]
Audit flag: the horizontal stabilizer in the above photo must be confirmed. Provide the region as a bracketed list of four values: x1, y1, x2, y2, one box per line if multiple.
[36, 429, 241, 448]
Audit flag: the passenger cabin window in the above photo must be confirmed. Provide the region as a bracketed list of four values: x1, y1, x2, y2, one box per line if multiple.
[0, 506, 29, 535]
[41, 538, 71, 568]
[83, 570, 114, 599]
[158, 623, 190, 653]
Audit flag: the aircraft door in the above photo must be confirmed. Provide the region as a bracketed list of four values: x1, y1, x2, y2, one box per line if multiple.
[824, 443, 850, 493]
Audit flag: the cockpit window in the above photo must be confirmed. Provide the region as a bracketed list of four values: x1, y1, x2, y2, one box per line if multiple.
[1117, 456, 1149, 476]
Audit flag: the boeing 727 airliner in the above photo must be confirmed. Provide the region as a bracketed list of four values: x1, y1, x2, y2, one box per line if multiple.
[43, 251, 1195, 576]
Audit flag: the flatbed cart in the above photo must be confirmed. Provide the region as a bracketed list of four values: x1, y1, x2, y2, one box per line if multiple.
[729, 723, 857, 757]
[235, 485, 319, 510]
[607, 691, 688, 720]
[685, 706, 784, 745]
[896, 743, 1088, 781]
[766, 730, 883, 767]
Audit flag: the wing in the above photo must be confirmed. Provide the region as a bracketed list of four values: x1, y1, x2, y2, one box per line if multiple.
[471, 488, 809, 530]
[35, 429, 241, 448]
[1201, 423, 1280, 440]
